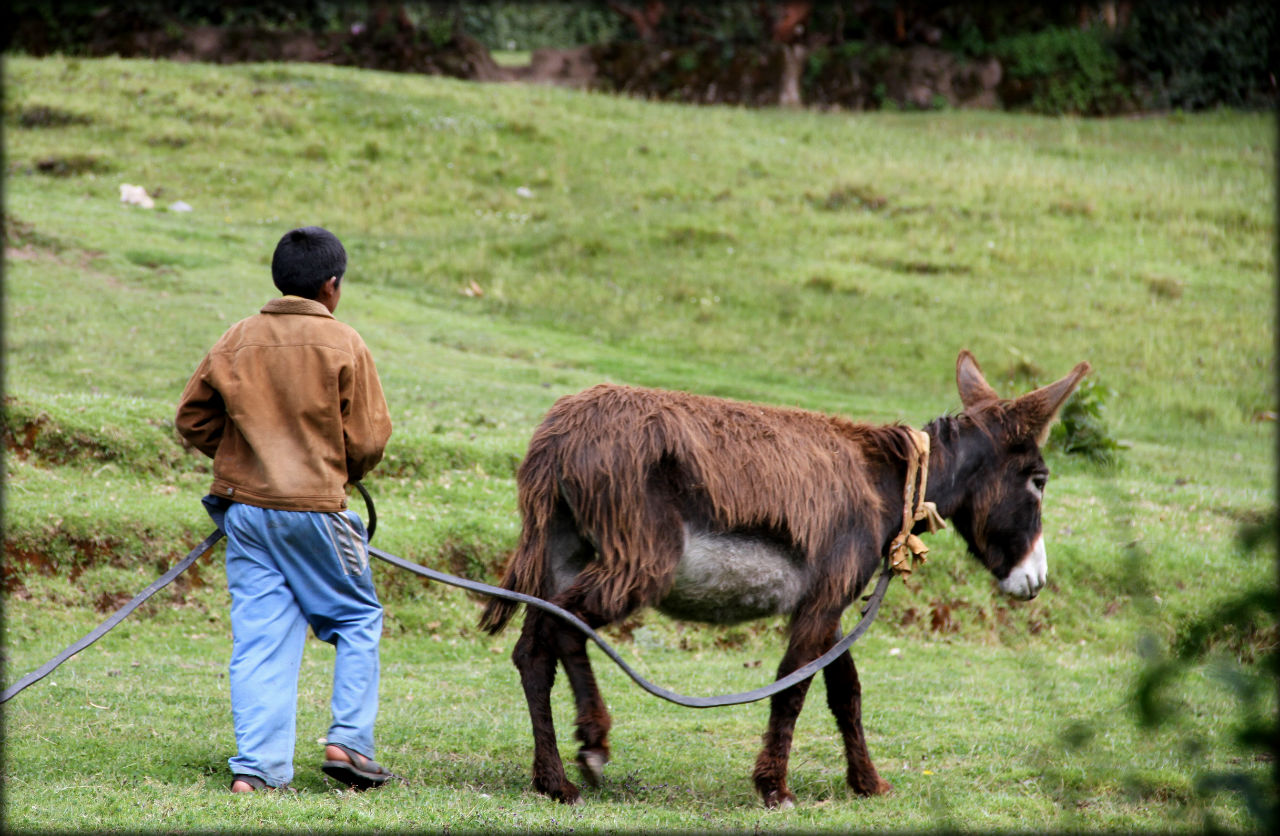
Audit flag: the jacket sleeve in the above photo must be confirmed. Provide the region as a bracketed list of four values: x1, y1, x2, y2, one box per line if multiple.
[341, 341, 393, 482]
[175, 353, 226, 459]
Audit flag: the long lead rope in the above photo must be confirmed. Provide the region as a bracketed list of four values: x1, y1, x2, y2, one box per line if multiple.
[1, 485, 896, 707]
[369, 543, 893, 708]
[0, 529, 225, 704]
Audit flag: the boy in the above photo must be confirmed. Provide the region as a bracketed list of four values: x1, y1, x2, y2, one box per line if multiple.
[176, 226, 395, 792]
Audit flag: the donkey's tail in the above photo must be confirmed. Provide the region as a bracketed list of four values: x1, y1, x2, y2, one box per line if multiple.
[478, 452, 558, 634]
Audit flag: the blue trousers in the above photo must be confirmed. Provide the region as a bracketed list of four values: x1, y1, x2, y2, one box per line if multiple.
[222, 502, 383, 787]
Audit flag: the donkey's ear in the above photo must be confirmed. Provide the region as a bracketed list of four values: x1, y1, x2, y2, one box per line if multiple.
[956, 350, 1000, 409]
[1017, 361, 1093, 445]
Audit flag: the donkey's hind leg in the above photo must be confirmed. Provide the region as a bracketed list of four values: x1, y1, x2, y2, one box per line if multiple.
[552, 504, 685, 790]
[552, 625, 612, 787]
[552, 553, 682, 788]
[512, 609, 582, 804]
[823, 636, 892, 796]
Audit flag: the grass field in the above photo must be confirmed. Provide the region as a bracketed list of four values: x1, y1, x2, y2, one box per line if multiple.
[2, 55, 1275, 832]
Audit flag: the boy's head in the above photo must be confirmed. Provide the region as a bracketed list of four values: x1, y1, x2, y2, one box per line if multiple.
[271, 227, 347, 299]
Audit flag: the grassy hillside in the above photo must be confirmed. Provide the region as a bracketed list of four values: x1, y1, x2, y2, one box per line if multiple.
[3, 56, 1274, 831]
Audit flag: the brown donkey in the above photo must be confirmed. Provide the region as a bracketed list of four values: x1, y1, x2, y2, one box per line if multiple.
[480, 350, 1090, 807]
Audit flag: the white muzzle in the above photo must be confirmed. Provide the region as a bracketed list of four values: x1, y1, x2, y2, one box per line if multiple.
[998, 534, 1047, 600]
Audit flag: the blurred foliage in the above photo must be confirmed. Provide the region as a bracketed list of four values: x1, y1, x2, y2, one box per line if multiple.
[993, 26, 1131, 115]
[457, 2, 623, 50]
[1131, 515, 1278, 830]
[4, 0, 351, 51]
[1118, 0, 1278, 111]
[5, 1, 1273, 112]
[1047, 377, 1127, 466]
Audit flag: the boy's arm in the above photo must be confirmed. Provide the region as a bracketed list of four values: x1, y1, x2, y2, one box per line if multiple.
[341, 344, 393, 482]
[175, 355, 227, 459]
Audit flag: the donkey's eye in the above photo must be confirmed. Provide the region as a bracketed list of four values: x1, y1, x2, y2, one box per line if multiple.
[1029, 474, 1048, 496]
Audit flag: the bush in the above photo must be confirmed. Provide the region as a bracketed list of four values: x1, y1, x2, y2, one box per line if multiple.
[1118, 1, 1278, 111]
[458, 2, 622, 50]
[994, 25, 1131, 115]
[1048, 377, 1127, 465]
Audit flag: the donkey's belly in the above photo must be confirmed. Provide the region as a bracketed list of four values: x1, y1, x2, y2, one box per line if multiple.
[655, 528, 809, 624]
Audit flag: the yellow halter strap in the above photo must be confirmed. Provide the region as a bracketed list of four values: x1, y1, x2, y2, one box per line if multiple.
[888, 427, 946, 579]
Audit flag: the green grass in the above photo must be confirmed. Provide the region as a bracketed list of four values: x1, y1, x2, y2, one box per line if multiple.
[492, 50, 534, 67]
[2, 55, 1274, 831]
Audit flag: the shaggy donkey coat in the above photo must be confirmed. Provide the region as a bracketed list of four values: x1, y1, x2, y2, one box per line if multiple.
[481, 351, 1090, 808]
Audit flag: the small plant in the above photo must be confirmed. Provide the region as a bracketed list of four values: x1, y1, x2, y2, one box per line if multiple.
[1048, 376, 1126, 465]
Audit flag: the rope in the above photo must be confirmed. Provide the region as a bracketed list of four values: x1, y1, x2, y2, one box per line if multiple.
[887, 428, 945, 579]
[0, 530, 225, 704]
[369, 543, 894, 708]
[3, 436, 936, 708]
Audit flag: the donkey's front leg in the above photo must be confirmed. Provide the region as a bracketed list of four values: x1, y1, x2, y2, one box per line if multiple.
[823, 639, 892, 796]
[752, 617, 829, 809]
[512, 612, 581, 804]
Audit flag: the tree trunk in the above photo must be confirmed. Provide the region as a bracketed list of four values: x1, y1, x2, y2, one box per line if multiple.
[770, 2, 812, 108]
[779, 42, 806, 108]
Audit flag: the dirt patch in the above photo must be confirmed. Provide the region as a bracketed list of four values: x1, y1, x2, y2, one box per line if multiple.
[93, 590, 136, 613]
[32, 154, 113, 177]
[11, 105, 93, 128]
[5, 245, 42, 261]
[3, 533, 209, 602]
[505, 46, 598, 88]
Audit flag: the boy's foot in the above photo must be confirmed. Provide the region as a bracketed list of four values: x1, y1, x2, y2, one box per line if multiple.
[322, 743, 397, 790]
[230, 774, 295, 793]
[230, 774, 267, 793]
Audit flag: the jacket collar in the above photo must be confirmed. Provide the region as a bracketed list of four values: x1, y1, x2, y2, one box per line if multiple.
[261, 296, 335, 317]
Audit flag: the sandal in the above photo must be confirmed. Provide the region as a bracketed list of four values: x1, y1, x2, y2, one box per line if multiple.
[231, 773, 295, 793]
[322, 743, 397, 790]
[230, 774, 267, 793]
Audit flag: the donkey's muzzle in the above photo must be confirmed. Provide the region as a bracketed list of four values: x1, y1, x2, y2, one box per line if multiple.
[997, 535, 1047, 600]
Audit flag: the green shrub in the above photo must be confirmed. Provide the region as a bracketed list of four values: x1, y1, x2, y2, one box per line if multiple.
[458, 2, 622, 50]
[1048, 377, 1127, 465]
[1119, 1, 1278, 111]
[994, 25, 1131, 115]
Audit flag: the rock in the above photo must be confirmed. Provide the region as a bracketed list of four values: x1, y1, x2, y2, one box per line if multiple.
[119, 183, 155, 209]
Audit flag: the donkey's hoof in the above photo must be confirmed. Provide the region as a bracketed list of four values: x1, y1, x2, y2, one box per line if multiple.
[554, 782, 582, 805]
[535, 776, 582, 805]
[576, 749, 608, 787]
[762, 789, 797, 809]
[849, 774, 893, 796]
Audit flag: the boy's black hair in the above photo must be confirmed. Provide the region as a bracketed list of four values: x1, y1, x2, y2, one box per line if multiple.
[271, 226, 347, 298]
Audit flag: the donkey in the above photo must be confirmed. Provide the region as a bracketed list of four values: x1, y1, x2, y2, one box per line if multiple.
[479, 350, 1090, 808]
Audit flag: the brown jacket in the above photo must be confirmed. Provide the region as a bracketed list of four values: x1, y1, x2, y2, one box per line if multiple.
[176, 296, 392, 512]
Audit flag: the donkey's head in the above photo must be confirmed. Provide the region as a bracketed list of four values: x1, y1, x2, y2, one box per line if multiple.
[927, 351, 1091, 600]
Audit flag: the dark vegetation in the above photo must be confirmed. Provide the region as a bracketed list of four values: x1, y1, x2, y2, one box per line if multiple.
[1132, 519, 1280, 831]
[5, 1, 1275, 114]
